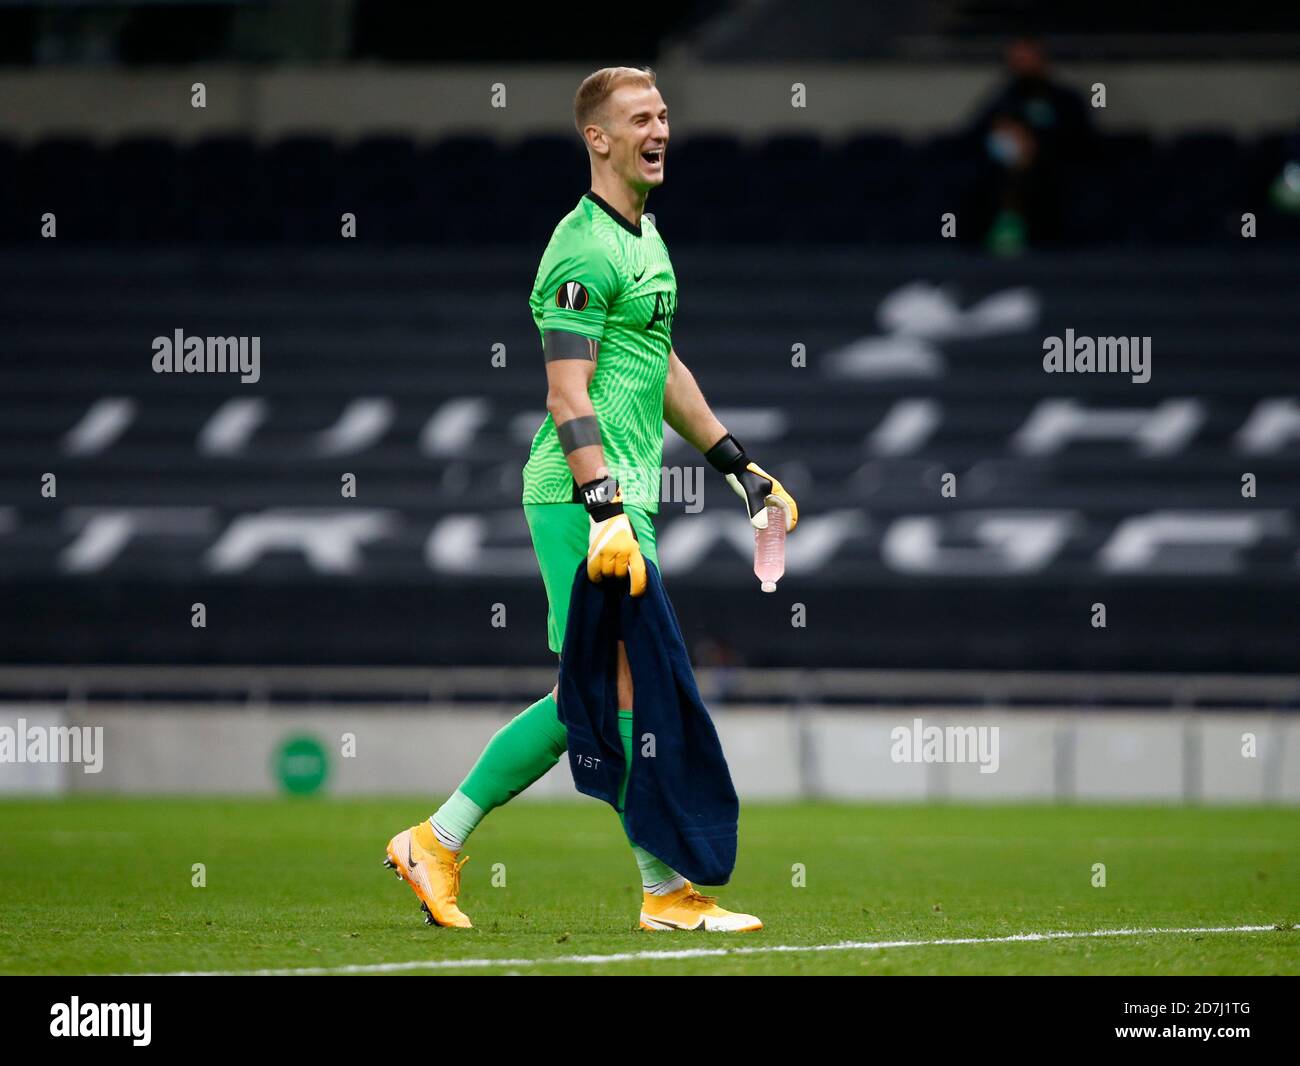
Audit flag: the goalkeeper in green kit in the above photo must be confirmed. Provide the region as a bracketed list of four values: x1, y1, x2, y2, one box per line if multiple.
[384, 66, 798, 932]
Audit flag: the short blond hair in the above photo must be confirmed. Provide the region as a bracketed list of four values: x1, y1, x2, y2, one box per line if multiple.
[574, 66, 657, 137]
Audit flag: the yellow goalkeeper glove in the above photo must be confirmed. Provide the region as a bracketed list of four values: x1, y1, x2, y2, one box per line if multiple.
[580, 475, 647, 597]
[705, 432, 799, 532]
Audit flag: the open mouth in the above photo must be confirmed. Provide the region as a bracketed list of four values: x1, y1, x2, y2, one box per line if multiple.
[641, 147, 664, 167]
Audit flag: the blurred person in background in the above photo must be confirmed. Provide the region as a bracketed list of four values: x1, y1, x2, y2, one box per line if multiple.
[1270, 125, 1300, 214]
[965, 36, 1093, 254]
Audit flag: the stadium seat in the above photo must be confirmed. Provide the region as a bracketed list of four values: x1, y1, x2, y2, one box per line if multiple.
[265, 134, 340, 241]
[19, 136, 107, 239]
[0, 139, 19, 240]
[1149, 130, 1243, 243]
[747, 134, 828, 243]
[183, 135, 266, 241]
[654, 133, 749, 243]
[422, 135, 505, 242]
[832, 133, 911, 243]
[338, 135, 420, 242]
[106, 137, 183, 241]
[506, 135, 588, 242]
[1065, 129, 1155, 244]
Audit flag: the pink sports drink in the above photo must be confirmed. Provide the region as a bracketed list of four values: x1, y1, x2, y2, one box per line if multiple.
[753, 503, 786, 592]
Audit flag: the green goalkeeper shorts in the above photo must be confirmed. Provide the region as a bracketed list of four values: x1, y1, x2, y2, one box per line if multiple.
[523, 503, 659, 655]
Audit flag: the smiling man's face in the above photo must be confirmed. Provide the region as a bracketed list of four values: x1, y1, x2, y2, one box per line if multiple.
[592, 83, 669, 191]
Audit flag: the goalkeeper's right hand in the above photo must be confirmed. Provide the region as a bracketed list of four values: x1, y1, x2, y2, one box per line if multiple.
[581, 475, 647, 597]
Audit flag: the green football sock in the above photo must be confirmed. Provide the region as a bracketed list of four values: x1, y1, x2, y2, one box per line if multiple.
[617, 708, 680, 887]
[434, 691, 678, 887]
[437, 691, 568, 843]
[427, 791, 482, 850]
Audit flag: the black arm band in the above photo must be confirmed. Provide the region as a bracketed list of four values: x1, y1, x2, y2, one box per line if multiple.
[543, 330, 598, 362]
[704, 432, 747, 475]
[557, 414, 602, 455]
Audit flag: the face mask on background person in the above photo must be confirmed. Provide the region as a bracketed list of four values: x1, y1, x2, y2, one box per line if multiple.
[987, 128, 1024, 166]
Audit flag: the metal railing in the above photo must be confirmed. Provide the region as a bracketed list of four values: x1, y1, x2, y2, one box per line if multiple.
[0, 665, 1296, 710]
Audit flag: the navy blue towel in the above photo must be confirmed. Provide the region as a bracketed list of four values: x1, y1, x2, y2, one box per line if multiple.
[556, 557, 739, 886]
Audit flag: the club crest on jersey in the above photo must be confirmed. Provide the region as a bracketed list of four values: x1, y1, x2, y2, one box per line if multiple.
[556, 280, 589, 311]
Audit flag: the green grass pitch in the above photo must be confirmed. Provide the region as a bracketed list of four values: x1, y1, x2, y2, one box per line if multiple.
[1, 798, 1296, 975]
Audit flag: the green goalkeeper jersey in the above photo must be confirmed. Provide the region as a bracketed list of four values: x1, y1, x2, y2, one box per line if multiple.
[522, 190, 677, 514]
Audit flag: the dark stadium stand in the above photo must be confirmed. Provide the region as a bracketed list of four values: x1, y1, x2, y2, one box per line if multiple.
[3, 130, 1299, 246]
[1, 235, 1297, 671]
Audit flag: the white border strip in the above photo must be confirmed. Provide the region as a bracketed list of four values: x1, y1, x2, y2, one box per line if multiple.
[133, 924, 1282, 976]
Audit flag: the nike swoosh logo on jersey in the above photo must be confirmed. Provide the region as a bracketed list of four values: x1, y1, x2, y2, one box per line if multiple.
[632, 269, 646, 282]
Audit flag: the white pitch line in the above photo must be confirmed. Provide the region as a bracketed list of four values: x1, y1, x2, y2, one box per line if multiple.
[132, 924, 1283, 977]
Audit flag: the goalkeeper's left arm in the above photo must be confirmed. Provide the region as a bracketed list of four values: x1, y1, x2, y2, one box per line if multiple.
[663, 347, 798, 532]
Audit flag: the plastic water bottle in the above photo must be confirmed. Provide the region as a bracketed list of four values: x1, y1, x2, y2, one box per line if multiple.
[753, 503, 786, 592]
